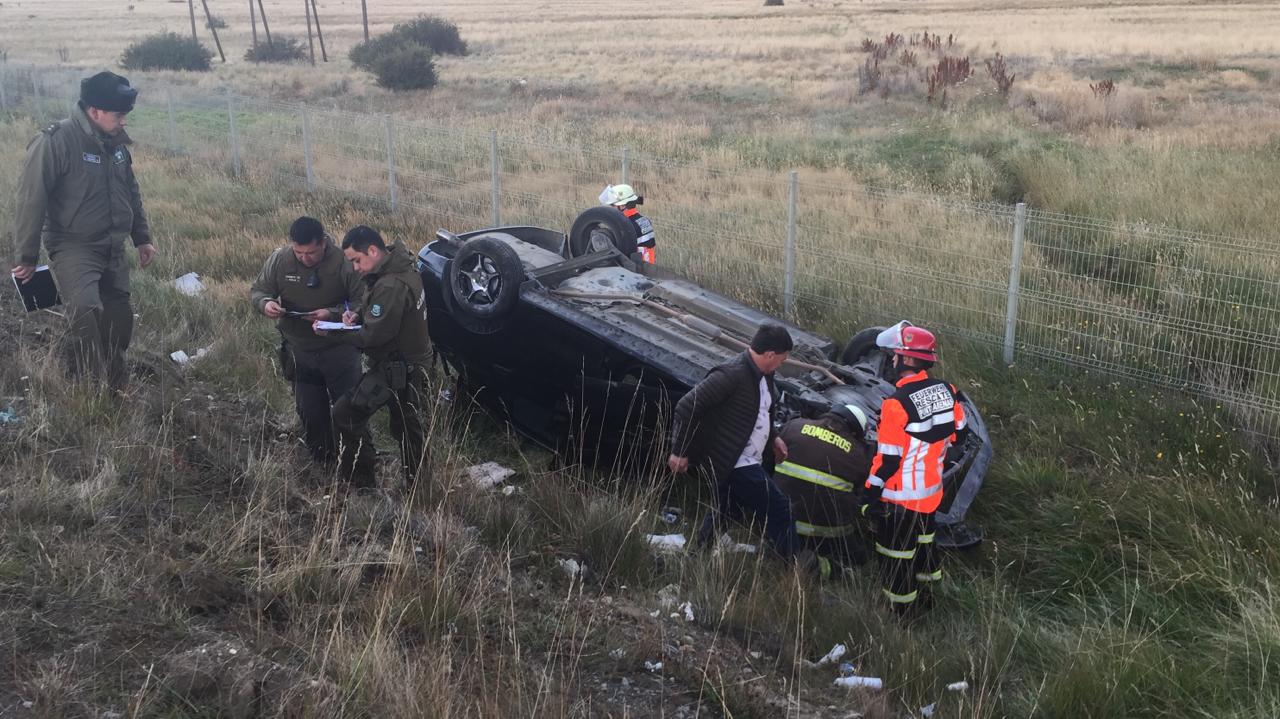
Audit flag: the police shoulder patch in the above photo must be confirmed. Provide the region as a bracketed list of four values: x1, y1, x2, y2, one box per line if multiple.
[370, 304, 383, 317]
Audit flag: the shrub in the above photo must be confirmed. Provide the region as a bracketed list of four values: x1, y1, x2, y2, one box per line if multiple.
[121, 32, 213, 72]
[372, 45, 438, 92]
[763, 0, 784, 6]
[349, 32, 410, 72]
[244, 36, 307, 64]
[206, 15, 227, 30]
[391, 15, 467, 56]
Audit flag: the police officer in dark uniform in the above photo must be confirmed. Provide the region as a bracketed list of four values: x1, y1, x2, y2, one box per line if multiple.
[11, 71, 156, 389]
[314, 226, 431, 488]
[251, 217, 364, 464]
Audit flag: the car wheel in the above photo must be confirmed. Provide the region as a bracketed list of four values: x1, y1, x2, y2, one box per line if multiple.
[840, 326, 887, 366]
[447, 237, 523, 326]
[569, 207, 639, 258]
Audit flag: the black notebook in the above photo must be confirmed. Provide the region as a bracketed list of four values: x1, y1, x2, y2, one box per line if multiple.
[12, 265, 62, 312]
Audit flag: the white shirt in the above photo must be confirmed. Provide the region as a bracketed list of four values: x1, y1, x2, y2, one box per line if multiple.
[735, 376, 772, 468]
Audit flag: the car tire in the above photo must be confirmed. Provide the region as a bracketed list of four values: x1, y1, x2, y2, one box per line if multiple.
[568, 206, 639, 258]
[447, 237, 523, 328]
[840, 326, 887, 366]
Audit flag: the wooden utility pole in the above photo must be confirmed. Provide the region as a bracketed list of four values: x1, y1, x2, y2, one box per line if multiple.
[304, 0, 316, 66]
[187, 0, 198, 40]
[256, 0, 274, 48]
[310, 0, 328, 62]
[249, 0, 258, 50]
[200, 0, 226, 62]
[361, 0, 370, 41]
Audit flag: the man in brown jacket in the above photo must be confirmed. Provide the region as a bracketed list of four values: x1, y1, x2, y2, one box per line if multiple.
[668, 323, 800, 557]
[772, 404, 872, 574]
[11, 72, 156, 389]
[315, 226, 431, 488]
[251, 217, 364, 465]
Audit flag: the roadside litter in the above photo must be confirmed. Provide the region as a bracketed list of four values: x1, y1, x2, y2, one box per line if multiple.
[646, 533, 687, 553]
[716, 533, 756, 554]
[170, 347, 212, 366]
[920, 679, 969, 716]
[834, 676, 883, 690]
[0, 405, 21, 424]
[678, 601, 695, 622]
[644, 660, 663, 672]
[465, 461, 515, 490]
[659, 506, 682, 524]
[173, 272, 206, 296]
[558, 558, 584, 579]
[815, 643, 847, 666]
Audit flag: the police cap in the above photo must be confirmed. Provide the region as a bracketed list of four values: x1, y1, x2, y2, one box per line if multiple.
[80, 71, 138, 113]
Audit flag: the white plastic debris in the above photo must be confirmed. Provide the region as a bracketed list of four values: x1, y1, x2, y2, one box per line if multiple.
[170, 346, 212, 366]
[644, 660, 664, 672]
[921, 702, 937, 717]
[946, 680, 969, 692]
[173, 272, 206, 296]
[657, 583, 682, 610]
[466, 461, 516, 490]
[716, 533, 757, 554]
[609, 648, 625, 660]
[833, 676, 883, 690]
[501, 484, 519, 496]
[815, 643, 847, 666]
[678, 601, 695, 622]
[646, 533, 687, 553]
[558, 558, 583, 579]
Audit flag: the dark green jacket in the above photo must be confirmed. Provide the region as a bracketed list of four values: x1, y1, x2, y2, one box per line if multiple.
[249, 240, 365, 353]
[13, 104, 150, 266]
[333, 243, 430, 364]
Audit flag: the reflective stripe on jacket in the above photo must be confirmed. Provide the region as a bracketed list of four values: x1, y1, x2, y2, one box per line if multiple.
[867, 370, 966, 514]
[773, 414, 870, 537]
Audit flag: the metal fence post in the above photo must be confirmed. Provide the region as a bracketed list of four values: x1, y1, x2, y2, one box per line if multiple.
[301, 109, 315, 191]
[622, 145, 630, 185]
[0, 68, 8, 111]
[165, 88, 178, 152]
[490, 130, 500, 227]
[227, 97, 241, 178]
[1003, 202, 1028, 366]
[384, 116, 398, 211]
[33, 78, 42, 117]
[783, 171, 798, 319]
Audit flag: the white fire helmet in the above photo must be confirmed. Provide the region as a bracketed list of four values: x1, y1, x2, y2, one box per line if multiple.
[599, 183, 639, 207]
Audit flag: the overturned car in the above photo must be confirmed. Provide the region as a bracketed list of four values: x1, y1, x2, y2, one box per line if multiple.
[416, 208, 992, 547]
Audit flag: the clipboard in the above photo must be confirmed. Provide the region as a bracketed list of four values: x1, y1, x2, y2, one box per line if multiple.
[12, 265, 62, 312]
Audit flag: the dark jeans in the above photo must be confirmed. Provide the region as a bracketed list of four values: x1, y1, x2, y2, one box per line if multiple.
[331, 363, 430, 487]
[291, 344, 362, 463]
[698, 464, 800, 558]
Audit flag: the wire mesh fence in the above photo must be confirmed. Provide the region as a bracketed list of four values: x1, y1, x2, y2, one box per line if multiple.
[3, 65, 1276, 442]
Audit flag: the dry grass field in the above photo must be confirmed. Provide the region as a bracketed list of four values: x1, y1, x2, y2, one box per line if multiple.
[5, 0, 1279, 239]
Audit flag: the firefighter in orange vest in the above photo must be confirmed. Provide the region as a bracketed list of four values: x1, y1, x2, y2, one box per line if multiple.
[599, 184, 655, 264]
[861, 325, 968, 615]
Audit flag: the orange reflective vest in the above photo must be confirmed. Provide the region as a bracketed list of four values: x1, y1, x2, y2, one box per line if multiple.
[866, 370, 966, 514]
[622, 206, 656, 264]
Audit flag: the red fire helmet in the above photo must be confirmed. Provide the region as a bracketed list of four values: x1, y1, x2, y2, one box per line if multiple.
[895, 325, 938, 361]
